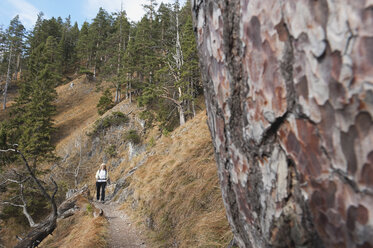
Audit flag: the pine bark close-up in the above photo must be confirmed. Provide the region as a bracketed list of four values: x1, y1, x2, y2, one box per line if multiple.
[192, 0, 373, 247]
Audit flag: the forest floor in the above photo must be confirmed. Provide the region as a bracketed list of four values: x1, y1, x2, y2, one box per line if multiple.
[93, 201, 147, 248]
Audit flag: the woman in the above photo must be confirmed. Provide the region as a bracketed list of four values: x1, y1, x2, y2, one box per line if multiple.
[95, 163, 109, 202]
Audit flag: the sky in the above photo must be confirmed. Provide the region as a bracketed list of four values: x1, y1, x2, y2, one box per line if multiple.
[0, 0, 185, 30]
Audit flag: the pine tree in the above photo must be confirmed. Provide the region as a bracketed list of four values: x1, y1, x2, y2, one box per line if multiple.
[8, 15, 25, 80]
[97, 88, 114, 115]
[76, 21, 90, 68]
[58, 16, 79, 74]
[10, 36, 59, 163]
[121, 22, 138, 103]
[143, 0, 158, 22]
[69, 22, 80, 71]
[0, 26, 7, 79]
[107, 8, 130, 103]
[29, 14, 63, 51]
[156, 3, 174, 48]
[28, 12, 44, 53]
[18, 65, 57, 161]
[180, 1, 201, 117]
[2, 15, 25, 109]
[89, 8, 113, 78]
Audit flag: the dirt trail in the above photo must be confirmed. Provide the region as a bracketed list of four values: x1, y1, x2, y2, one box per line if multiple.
[94, 202, 147, 248]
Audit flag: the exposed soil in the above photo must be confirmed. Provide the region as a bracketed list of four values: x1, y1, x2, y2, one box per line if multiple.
[94, 202, 147, 248]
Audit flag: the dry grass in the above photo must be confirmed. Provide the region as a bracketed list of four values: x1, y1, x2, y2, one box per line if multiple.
[0, 218, 29, 247]
[40, 195, 108, 248]
[0, 80, 18, 121]
[120, 111, 233, 247]
[53, 76, 112, 152]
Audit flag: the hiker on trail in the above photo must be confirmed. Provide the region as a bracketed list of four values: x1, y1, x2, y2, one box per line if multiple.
[96, 163, 109, 202]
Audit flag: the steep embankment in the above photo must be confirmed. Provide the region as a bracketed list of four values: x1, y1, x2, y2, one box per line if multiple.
[113, 111, 233, 247]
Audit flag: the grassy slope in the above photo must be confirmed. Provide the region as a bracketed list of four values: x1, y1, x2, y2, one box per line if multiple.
[115, 112, 233, 247]
[53, 75, 109, 151]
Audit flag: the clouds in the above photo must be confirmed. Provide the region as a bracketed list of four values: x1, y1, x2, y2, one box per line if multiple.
[83, 0, 178, 22]
[0, 0, 186, 30]
[84, 0, 143, 22]
[5, 0, 39, 28]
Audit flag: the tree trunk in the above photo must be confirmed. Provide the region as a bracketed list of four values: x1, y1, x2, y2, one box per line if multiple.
[115, 8, 124, 104]
[179, 104, 185, 126]
[93, 64, 96, 78]
[75, 136, 82, 188]
[115, 86, 121, 103]
[93, 42, 98, 78]
[191, 80, 196, 117]
[3, 45, 12, 110]
[14, 216, 57, 248]
[192, 100, 196, 118]
[117, 5, 123, 77]
[15, 53, 20, 80]
[192, 1, 373, 247]
[178, 87, 185, 125]
[129, 80, 132, 104]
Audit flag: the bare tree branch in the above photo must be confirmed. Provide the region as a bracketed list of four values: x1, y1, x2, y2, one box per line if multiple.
[160, 94, 181, 106]
[2, 201, 23, 208]
[1, 179, 38, 227]
[0, 148, 16, 153]
[19, 183, 37, 227]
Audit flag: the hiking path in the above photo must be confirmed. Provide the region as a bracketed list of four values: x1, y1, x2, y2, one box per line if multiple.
[94, 202, 147, 248]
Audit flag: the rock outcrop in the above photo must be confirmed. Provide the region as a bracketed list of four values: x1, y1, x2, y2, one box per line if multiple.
[192, 0, 373, 247]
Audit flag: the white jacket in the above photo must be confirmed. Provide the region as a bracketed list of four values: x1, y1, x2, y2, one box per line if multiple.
[96, 169, 108, 182]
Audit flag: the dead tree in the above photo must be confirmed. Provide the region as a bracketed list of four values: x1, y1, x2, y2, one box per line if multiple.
[0, 146, 58, 248]
[192, 0, 373, 247]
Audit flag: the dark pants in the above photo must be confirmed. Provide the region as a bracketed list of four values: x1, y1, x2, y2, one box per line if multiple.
[96, 181, 107, 201]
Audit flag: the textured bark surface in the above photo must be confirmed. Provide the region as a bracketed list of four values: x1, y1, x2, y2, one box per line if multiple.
[192, 0, 373, 247]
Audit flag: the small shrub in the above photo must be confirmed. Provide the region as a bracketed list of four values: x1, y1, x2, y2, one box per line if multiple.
[79, 68, 94, 81]
[148, 136, 156, 148]
[124, 130, 141, 144]
[97, 89, 114, 115]
[88, 111, 129, 136]
[105, 144, 117, 158]
[139, 110, 154, 128]
[86, 203, 93, 215]
[162, 129, 170, 137]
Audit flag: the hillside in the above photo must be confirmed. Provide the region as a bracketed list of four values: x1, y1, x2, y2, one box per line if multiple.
[14, 75, 231, 247]
[53, 75, 105, 150]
